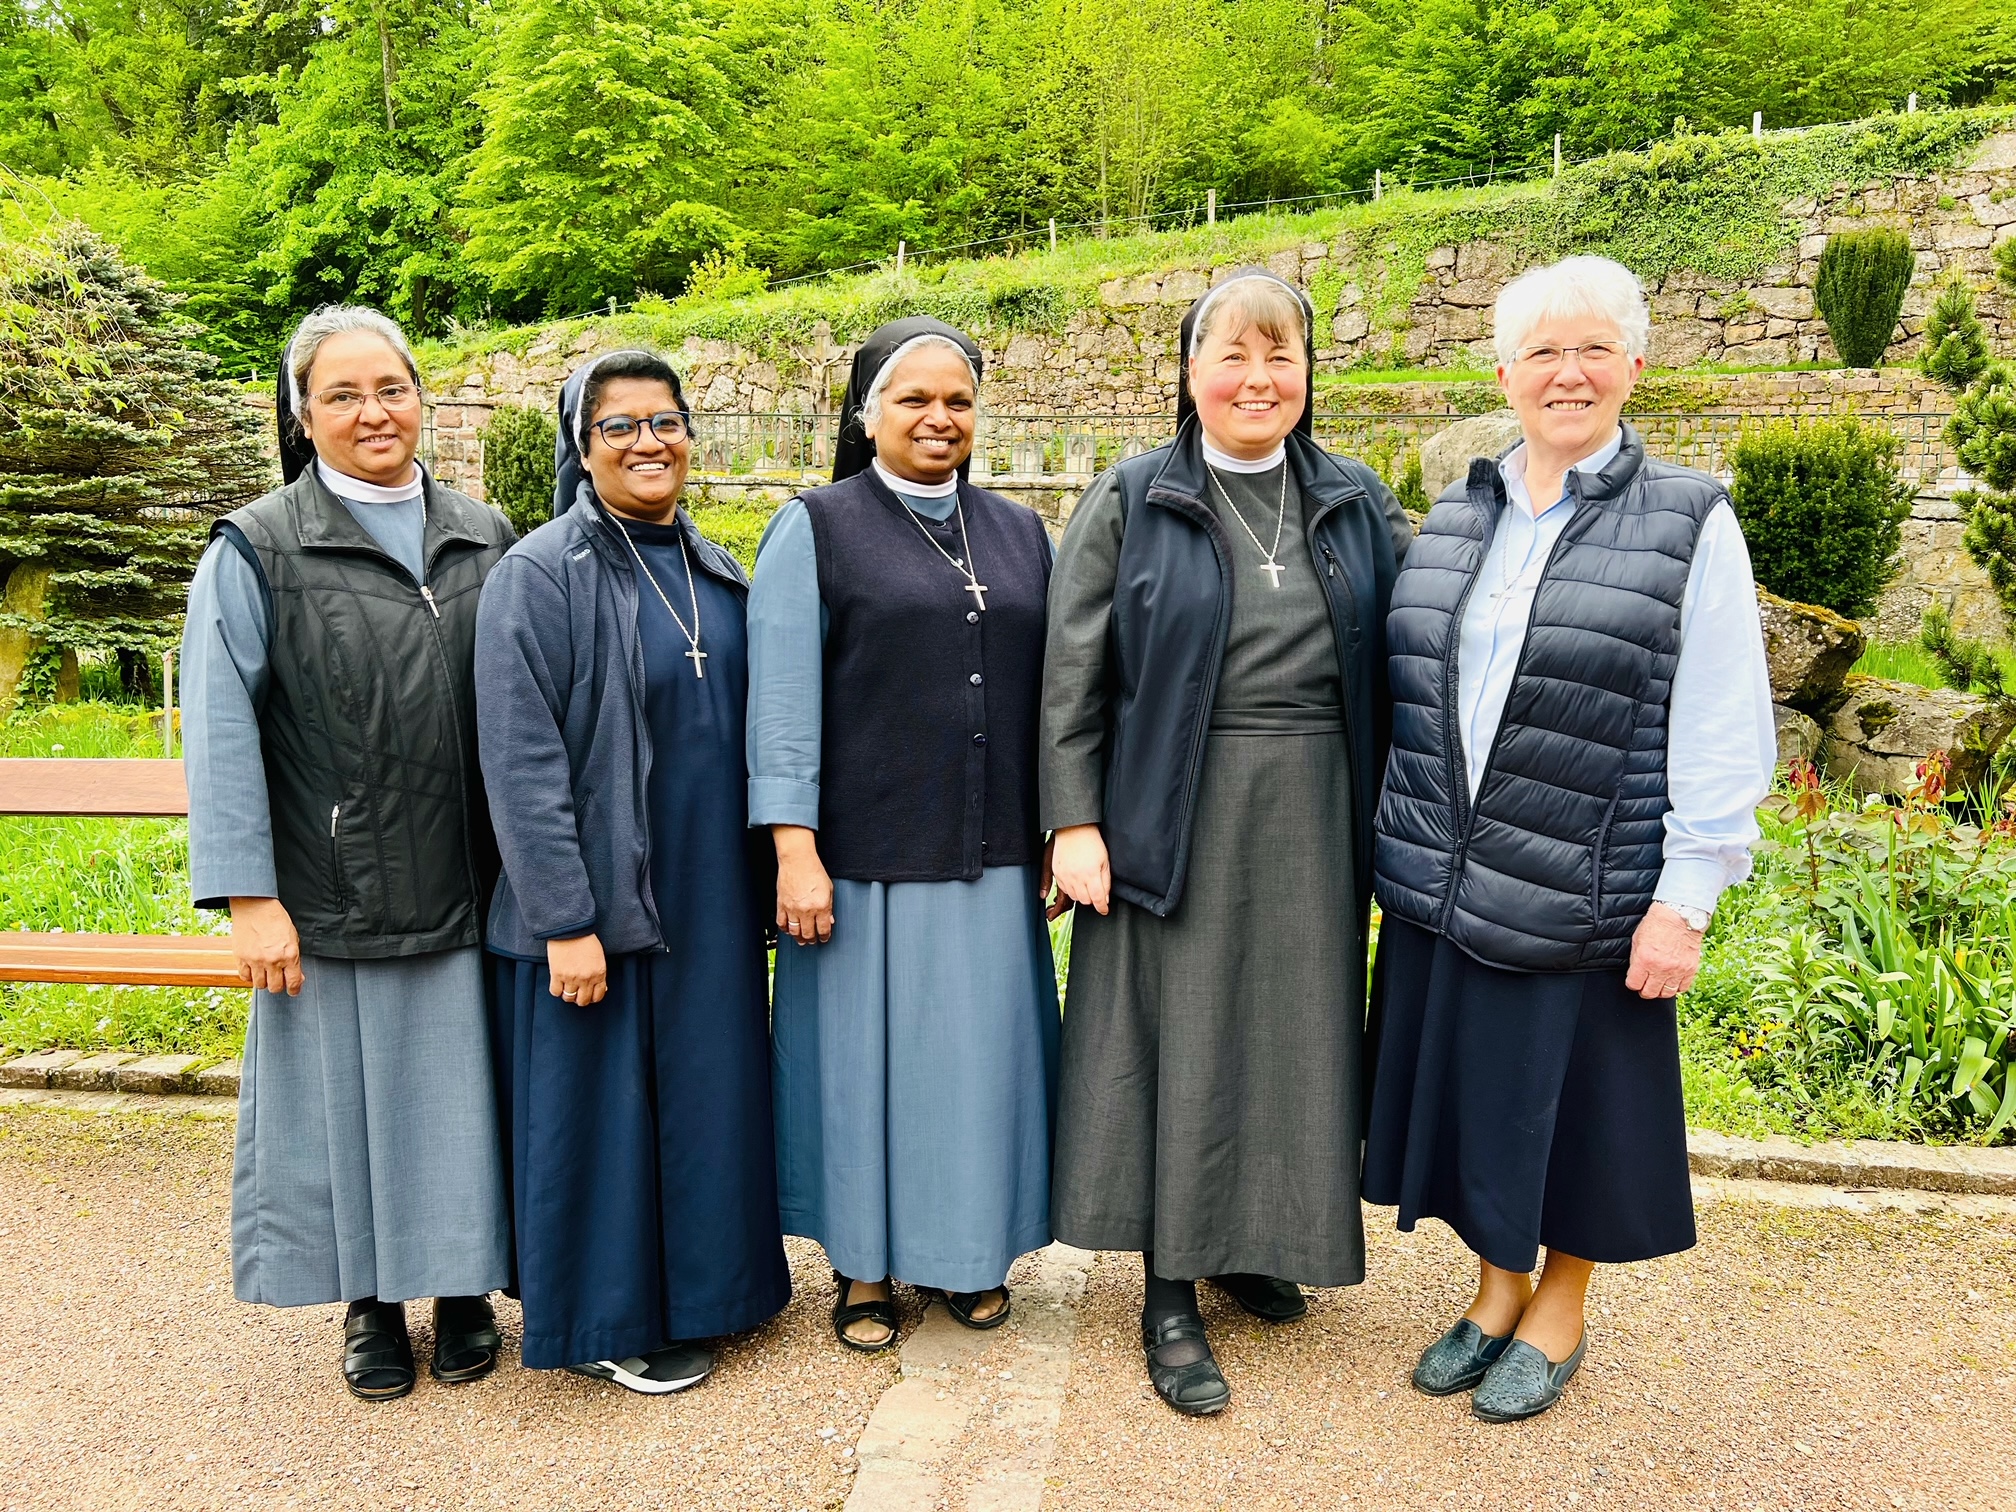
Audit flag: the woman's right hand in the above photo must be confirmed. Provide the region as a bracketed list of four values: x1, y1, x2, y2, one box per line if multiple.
[1050, 824, 1111, 916]
[228, 896, 304, 996]
[547, 933, 608, 1005]
[773, 824, 835, 944]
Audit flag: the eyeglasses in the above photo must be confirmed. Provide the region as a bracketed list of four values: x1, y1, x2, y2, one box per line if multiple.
[310, 383, 421, 415]
[1512, 342, 1627, 370]
[590, 411, 690, 449]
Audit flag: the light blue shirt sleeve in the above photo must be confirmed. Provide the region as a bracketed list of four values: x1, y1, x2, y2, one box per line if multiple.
[746, 500, 827, 829]
[181, 538, 279, 906]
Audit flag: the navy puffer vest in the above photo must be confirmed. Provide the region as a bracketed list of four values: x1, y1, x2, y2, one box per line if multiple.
[1372, 425, 1722, 972]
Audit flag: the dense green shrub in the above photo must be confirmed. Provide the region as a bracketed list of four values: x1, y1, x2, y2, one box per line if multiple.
[1919, 278, 1991, 391]
[1730, 416, 1912, 617]
[1814, 228, 1915, 367]
[1953, 364, 2016, 627]
[481, 404, 560, 537]
[1998, 237, 2016, 291]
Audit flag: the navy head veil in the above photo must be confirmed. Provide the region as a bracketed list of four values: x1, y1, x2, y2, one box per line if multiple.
[1174, 268, 1317, 438]
[831, 317, 985, 483]
[275, 345, 318, 484]
[552, 350, 693, 520]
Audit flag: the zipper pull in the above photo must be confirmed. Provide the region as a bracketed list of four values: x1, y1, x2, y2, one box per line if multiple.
[419, 585, 440, 619]
[1322, 545, 1341, 578]
[330, 803, 340, 837]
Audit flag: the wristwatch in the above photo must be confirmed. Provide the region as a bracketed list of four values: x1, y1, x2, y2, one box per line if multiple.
[1654, 899, 1711, 933]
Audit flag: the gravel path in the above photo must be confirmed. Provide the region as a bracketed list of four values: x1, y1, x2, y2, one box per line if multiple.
[4, 1104, 2013, 1512]
[1041, 1185, 2016, 1511]
[0, 1108, 899, 1512]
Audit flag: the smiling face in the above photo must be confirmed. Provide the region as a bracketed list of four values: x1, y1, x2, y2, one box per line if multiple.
[296, 330, 422, 487]
[866, 343, 977, 485]
[583, 377, 690, 523]
[1496, 311, 1645, 470]
[1186, 316, 1309, 460]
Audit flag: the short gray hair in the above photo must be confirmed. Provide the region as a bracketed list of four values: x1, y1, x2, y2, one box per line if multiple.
[860, 334, 980, 431]
[284, 304, 421, 408]
[1492, 255, 1650, 367]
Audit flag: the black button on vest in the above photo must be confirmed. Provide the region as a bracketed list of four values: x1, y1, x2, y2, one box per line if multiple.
[800, 471, 1050, 882]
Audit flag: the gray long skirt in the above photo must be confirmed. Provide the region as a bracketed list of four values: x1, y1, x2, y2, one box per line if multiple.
[232, 946, 511, 1307]
[1052, 723, 1367, 1286]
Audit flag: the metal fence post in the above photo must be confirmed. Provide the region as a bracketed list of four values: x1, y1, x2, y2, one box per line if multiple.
[1048, 217, 1057, 253]
[162, 649, 176, 758]
[1206, 189, 1216, 225]
[1753, 111, 1763, 140]
[896, 240, 906, 272]
[1553, 134, 1562, 176]
[1374, 169, 1382, 202]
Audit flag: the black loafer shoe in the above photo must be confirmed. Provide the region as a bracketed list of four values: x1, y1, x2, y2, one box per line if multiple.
[1142, 1313, 1231, 1416]
[1471, 1330, 1589, 1423]
[431, 1294, 502, 1383]
[1411, 1317, 1514, 1396]
[343, 1300, 415, 1402]
[1209, 1273, 1308, 1324]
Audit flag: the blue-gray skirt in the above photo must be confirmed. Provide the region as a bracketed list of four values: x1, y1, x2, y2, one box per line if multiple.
[1361, 915, 1696, 1273]
[771, 864, 1059, 1293]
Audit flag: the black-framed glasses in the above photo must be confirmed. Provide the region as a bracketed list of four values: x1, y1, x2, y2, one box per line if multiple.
[590, 411, 690, 449]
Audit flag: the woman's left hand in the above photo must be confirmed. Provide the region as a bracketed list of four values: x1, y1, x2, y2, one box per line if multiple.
[1625, 903, 1705, 1000]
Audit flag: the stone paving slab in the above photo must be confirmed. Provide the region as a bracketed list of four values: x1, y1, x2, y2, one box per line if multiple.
[1685, 1128, 2016, 1195]
[111, 1053, 205, 1094]
[0, 1048, 82, 1087]
[49, 1051, 138, 1091]
[194, 1057, 240, 1097]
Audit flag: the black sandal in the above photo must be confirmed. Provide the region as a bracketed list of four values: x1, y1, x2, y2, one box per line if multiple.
[930, 1286, 1012, 1331]
[1141, 1312, 1230, 1416]
[343, 1299, 416, 1402]
[431, 1295, 502, 1383]
[831, 1271, 899, 1353]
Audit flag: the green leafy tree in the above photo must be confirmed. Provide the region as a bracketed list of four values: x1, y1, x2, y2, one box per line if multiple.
[1815, 228, 1916, 368]
[459, 0, 745, 312]
[0, 213, 270, 716]
[1730, 416, 1912, 616]
[1920, 277, 1992, 390]
[480, 403, 558, 537]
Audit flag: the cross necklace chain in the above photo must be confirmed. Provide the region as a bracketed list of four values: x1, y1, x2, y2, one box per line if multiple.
[900, 492, 989, 611]
[616, 518, 709, 678]
[1205, 461, 1289, 588]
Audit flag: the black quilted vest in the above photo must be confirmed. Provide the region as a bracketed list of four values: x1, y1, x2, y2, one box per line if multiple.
[1372, 425, 1721, 972]
[214, 469, 515, 958]
[801, 469, 1051, 882]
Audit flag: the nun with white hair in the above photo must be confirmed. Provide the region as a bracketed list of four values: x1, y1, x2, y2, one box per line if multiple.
[746, 317, 1060, 1353]
[181, 305, 516, 1401]
[1364, 254, 1775, 1423]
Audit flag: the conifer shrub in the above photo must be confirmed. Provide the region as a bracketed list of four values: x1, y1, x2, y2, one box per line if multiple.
[1729, 417, 1911, 618]
[1919, 277, 1991, 390]
[1814, 229, 1916, 368]
[481, 403, 559, 537]
[1952, 363, 2016, 626]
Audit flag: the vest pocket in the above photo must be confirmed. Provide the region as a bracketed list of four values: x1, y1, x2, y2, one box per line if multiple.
[328, 803, 352, 911]
[1588, 789, 1622, 921]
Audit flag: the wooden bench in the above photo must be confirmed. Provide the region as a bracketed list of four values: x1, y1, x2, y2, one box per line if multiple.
[0, 759, 243, 988]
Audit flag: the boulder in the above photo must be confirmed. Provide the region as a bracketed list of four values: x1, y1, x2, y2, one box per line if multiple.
[1418, 411, 1523, 501]
[1757, 589, 1864, 715]
[1821, 675, 2016, 796]
[1773, 705, 1825, 769]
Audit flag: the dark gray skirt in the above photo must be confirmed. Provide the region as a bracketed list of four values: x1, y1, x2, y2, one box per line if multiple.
[1051, 719, 1366, 1286]
[1362, 915, 1697, 1273]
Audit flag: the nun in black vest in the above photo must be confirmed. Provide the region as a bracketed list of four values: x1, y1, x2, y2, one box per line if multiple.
[1364, 256, 1774, 1422]
[1041, 271, 1413, 1415]
[748, 318, 1059, 1351]
[475, 349, 790, 1395]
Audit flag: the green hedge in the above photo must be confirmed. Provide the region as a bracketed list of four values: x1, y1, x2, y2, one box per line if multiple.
[1730, 416, 1912, 616]
[481, 403, 559, 537]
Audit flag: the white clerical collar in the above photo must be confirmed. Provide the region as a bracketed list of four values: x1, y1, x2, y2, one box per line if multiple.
[318, 459, 424, 504]
[1201, 437, 1286, 474]
[871, 459, 958, 499]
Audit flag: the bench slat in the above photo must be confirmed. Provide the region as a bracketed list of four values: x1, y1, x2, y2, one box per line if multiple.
[0, 932, 242, 987]
[0, 759, 189, 817]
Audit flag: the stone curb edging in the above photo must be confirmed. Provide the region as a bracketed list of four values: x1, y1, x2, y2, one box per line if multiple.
[0, 1049, 239, 1097]
[2, 1052, 2011, 1197]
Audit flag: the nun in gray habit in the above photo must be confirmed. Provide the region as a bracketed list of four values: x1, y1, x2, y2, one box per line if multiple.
[181, 305, 514, 1401]
[1041, 271, 1411, 1415]
[747, 317, 1060, 1352]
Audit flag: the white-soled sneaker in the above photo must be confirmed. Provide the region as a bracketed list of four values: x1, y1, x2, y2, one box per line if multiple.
[565, 1342, 715, 1395]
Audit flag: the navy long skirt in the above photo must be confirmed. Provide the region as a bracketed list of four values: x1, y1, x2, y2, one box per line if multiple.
[487, 522, 790, 1370]
[1361, 915, 1696, 1274]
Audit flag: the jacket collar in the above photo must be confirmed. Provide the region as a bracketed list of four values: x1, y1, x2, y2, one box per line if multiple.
[286, 463, 490, 566]
[1145, 417, 1365, 522]
[566, 487, 749, 588]
[1465, 421, 1648, 520]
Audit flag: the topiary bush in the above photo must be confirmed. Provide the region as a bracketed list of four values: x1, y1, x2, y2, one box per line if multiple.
[1919, 277, 1991, 391]
[481, 403, 559, 537]
[1814, 228, 1915, 368]
[1730, 417, 1912, 618]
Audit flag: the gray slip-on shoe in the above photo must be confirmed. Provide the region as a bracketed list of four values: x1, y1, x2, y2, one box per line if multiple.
[1471, 1330, 1589, 1423]
[1410, 1317, 1514, 1396]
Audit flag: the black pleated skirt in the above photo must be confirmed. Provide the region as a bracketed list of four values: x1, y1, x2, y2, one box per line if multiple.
[1361, 915, 1697, 1273]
